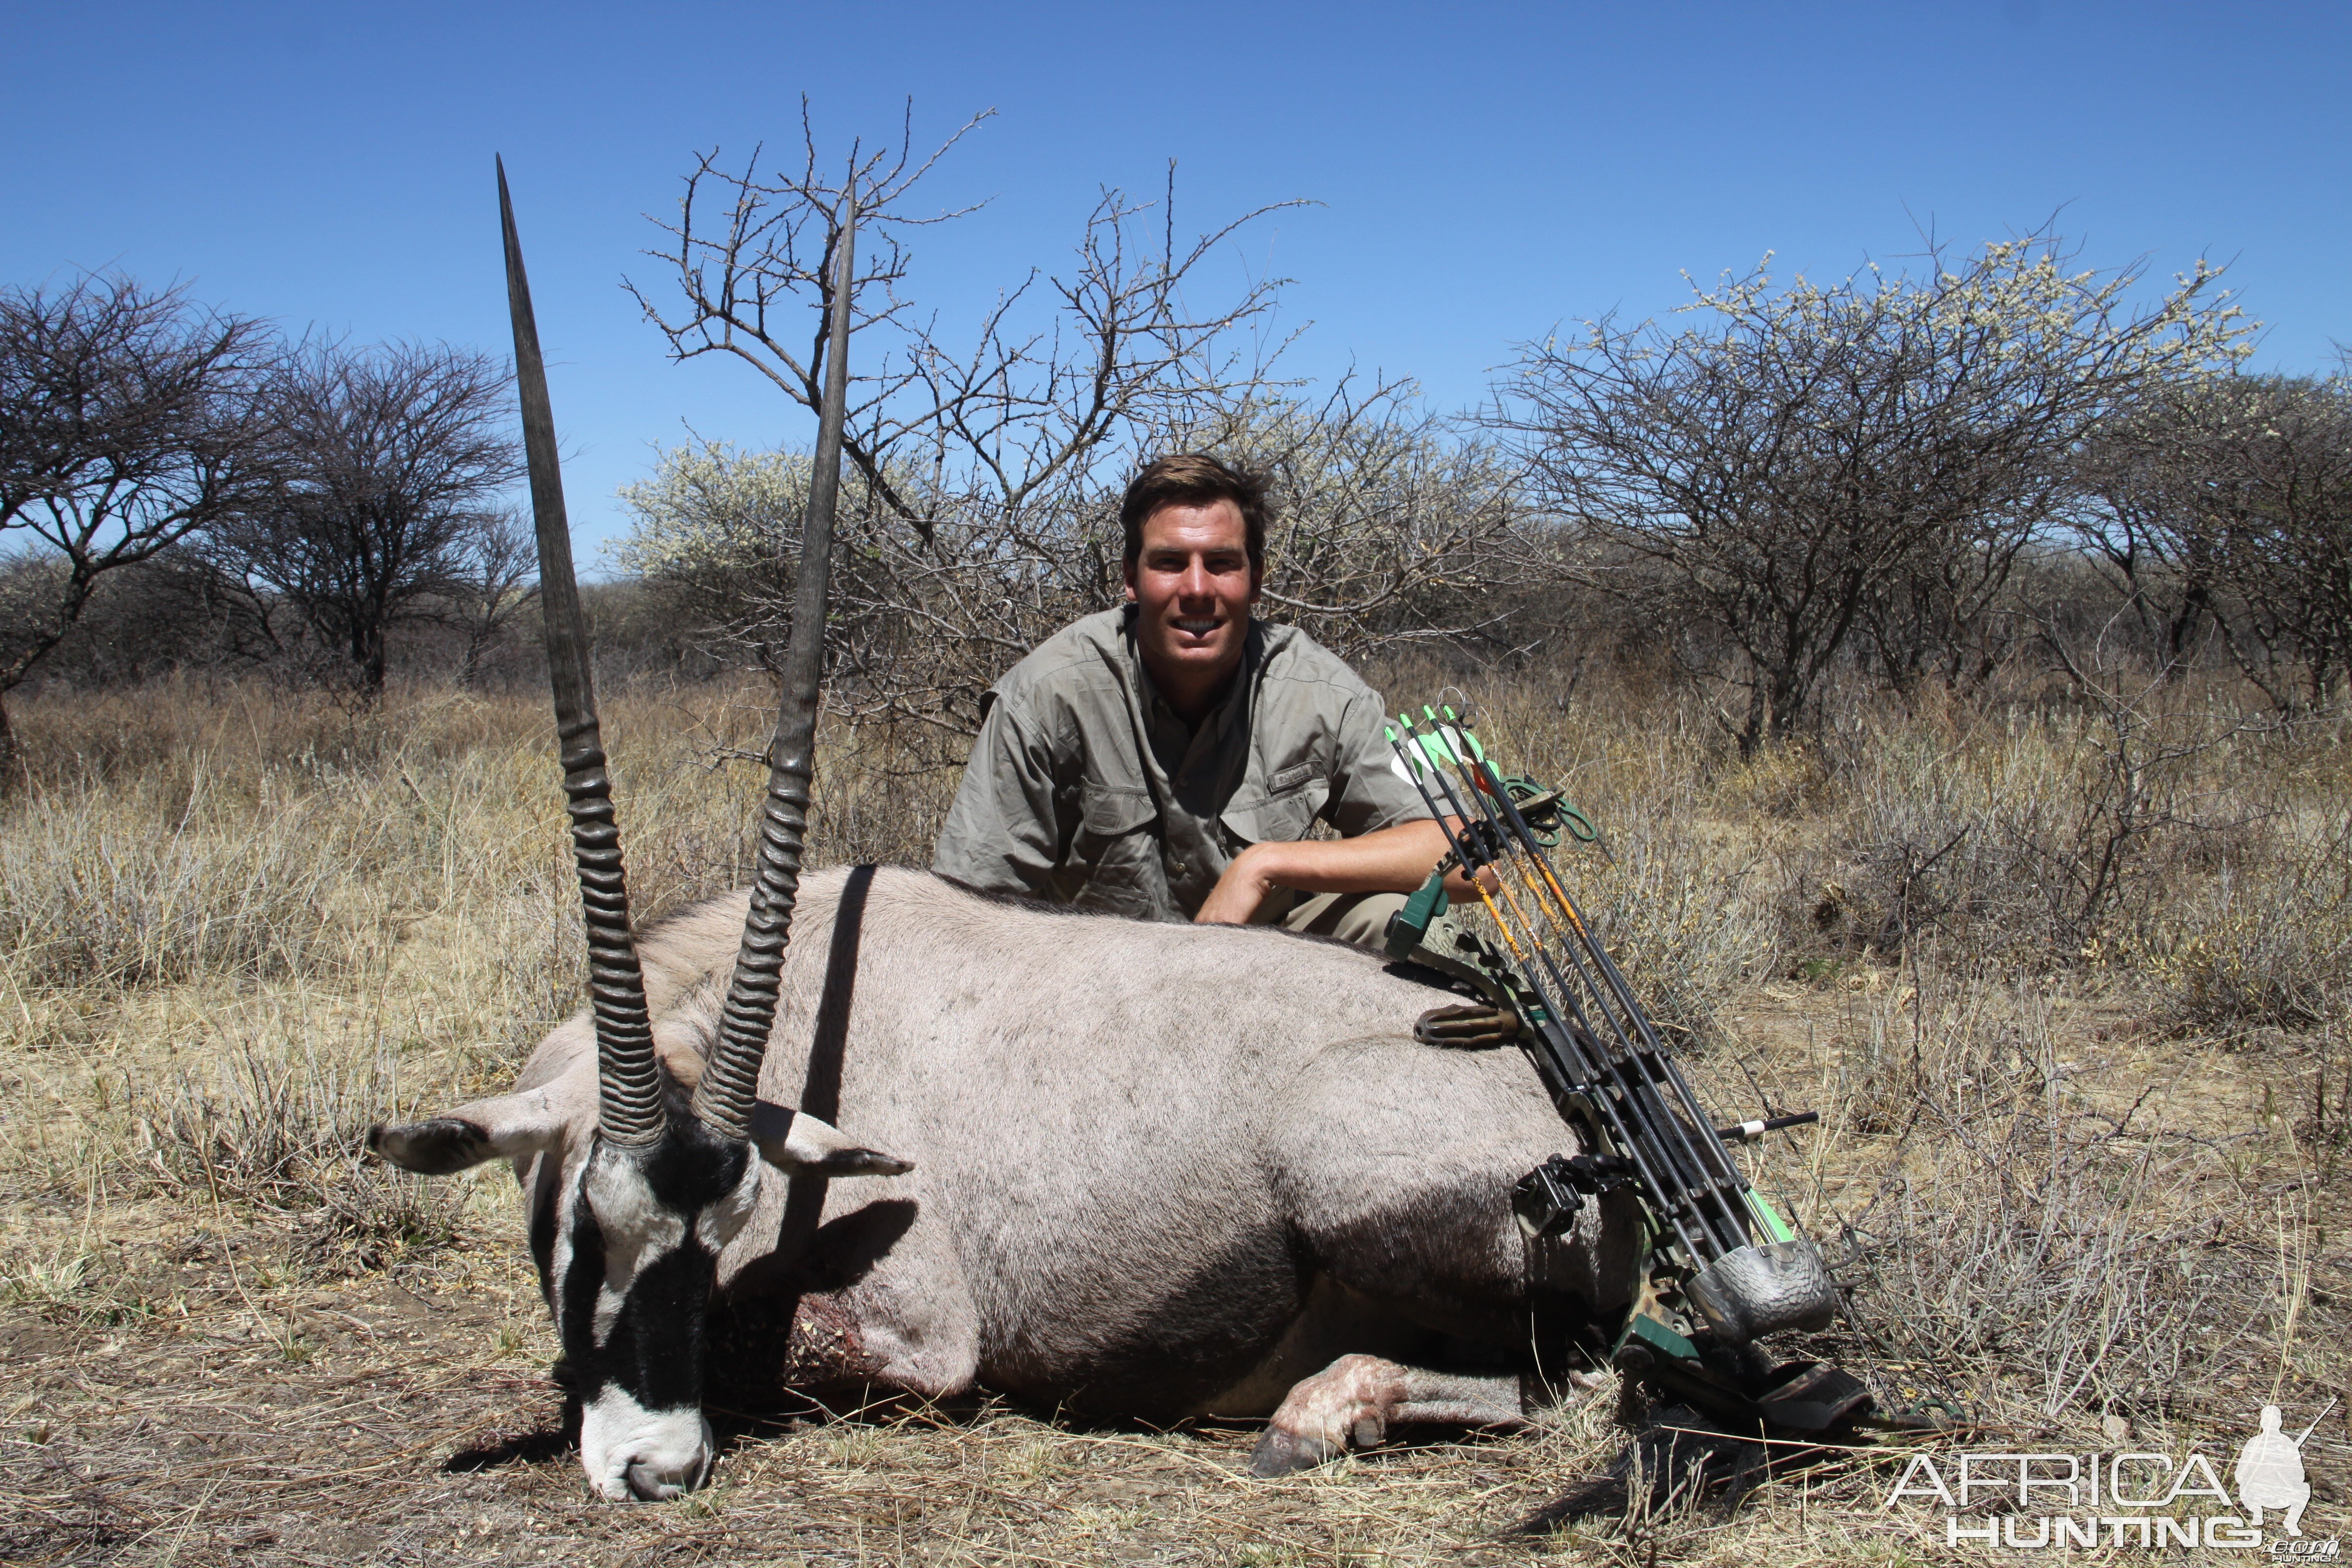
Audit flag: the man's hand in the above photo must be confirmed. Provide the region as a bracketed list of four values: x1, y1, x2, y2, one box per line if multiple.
[1194, 819, 1465, 926]
[1191, 841, 1287, 925]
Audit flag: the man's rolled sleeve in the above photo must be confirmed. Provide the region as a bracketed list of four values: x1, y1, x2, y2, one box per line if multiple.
[1323, 687, 1433, 836]
[931, 693, 1067, 899]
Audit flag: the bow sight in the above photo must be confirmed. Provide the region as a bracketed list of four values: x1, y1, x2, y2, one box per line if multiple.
[1383, 704, 1873, 1437]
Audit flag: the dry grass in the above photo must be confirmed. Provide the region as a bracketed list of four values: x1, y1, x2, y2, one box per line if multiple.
[1, 670, 2346, 1564]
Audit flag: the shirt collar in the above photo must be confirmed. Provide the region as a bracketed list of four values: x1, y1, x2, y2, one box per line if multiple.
[1124, 608, 1264, 738]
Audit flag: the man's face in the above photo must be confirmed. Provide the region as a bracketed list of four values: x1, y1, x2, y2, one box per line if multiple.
[1124, 499, 1260, 701]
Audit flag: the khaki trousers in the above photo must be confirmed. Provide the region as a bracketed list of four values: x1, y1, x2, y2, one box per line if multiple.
[1263, 887, 1412, 945]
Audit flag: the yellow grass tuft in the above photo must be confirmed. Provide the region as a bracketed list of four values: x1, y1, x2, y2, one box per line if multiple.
[0, 670, 2344, 1562]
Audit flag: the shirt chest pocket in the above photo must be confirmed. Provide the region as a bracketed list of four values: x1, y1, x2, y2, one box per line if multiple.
[1220, 773, 1329, 848]
[1061, 785, 1164, 916]
[1066, 786, 1159, 865]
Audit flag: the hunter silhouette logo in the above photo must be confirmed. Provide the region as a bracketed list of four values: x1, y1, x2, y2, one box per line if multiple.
[2236, 1403, 2322, 1537]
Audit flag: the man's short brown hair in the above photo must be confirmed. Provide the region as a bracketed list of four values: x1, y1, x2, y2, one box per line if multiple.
[1119, 453, 1270, 574]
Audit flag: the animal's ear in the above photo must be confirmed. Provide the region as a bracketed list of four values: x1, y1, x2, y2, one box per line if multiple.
[368, 1090, 567, 1176]
[748, 1102, 913, 1178]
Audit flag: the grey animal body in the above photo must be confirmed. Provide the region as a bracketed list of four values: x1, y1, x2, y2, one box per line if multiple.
[513, 865, 1639, 1436]
[450, 173, 1638, 1500]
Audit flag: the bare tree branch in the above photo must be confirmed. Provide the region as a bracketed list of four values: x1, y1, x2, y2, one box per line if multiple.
[199, 340, 522, 697]
[1492, 229, 2251, 751]
[0, 273, 280, 781]
[627, 107, 1308, 544]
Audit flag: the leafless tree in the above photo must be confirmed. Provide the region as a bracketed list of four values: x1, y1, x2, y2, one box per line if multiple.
[2205, 372, 2352, 709]
[454, 507, 540, 686]
[0, 273, 279, 782]
[203, 340, 522, 697]
[1204, 381, 1531, 657]
[2070, 399, 2229, 674]
[2079, 369, 2352, 709]
[629, 104, 1301, 538]
[621, 109, 1531, 747]
[1495, 231, 2249, 752]
[0, 548, 278, 686]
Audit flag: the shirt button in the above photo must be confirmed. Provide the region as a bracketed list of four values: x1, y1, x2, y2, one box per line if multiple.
[1168, 862, 1186, 877]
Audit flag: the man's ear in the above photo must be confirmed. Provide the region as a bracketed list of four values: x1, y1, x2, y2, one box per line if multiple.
[749, 1102, 913, 1178]
[368, 1088, 568, 1175]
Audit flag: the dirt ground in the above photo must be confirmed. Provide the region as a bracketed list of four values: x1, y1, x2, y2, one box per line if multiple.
[0, 1226, 1912, 1568]
[3, 980, 2343, 1567]
[3, 680, 2348, 1563]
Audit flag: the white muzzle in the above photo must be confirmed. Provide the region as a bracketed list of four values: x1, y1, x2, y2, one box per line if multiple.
[579, 1386, 714, 1501]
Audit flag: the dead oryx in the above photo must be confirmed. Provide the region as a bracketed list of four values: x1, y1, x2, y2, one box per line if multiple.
[364, 167, 1640, 1501]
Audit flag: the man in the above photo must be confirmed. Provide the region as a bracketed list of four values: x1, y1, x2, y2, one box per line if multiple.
[2234, 1405, 2313, 1537]
[933, 453, 1477, 953]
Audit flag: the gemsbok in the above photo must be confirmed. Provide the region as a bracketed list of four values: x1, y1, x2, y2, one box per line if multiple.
[365, 165, 1642, 1501]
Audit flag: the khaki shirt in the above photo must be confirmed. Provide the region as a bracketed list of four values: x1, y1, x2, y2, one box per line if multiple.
[931, 607, 1431, 921]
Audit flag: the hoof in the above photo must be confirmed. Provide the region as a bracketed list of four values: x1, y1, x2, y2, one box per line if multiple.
[1249, 1426, 1341, 1477]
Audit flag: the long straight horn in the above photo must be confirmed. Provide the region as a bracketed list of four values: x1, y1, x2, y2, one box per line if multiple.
[691, 193, 860, 1142]
[498, 157, 663, 1148]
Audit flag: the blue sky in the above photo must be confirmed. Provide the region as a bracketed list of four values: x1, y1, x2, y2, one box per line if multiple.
[8, 1, 2347, 556]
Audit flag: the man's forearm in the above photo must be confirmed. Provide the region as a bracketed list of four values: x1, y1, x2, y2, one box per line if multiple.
[1195, 819, 1458, 925]
[1241, 819, 1454, 896]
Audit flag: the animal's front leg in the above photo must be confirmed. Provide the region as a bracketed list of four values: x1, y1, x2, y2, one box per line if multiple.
[1248, 1353, 1538, 1476]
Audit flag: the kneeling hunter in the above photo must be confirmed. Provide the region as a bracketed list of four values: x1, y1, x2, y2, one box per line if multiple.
[932, 452, 1483, 954]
